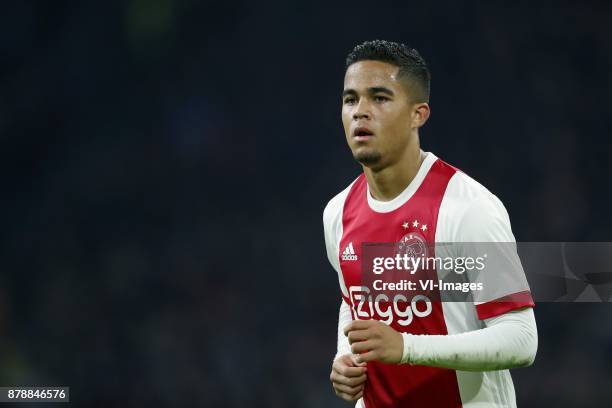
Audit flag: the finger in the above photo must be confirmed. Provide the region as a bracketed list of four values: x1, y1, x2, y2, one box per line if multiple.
[331, 371, 367, 387]
[344, 319, 375, 336]
[351, 340, 376, 354]
[349, 354, 368, 367]
[335, 387, 364, 402]
[352, 390, 364, 401]
[332, 354, 367, 377]
[333, 361, 367, 377]
[356, 350, 378, 363]
[332, 372, 367, 387]
[333, 382, 364, 395]
[336, 353, 365, 368]
[347, 329, 371, 344]
[331, 369, 368, 385]
[337, 391, 361, 402]
[337, 365, 367, 377]
[342, 373, 368, 387]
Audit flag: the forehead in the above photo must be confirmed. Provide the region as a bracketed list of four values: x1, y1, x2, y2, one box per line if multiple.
[343, 60, 401, 91]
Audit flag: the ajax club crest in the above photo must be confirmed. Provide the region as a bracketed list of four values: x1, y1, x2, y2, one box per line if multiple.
[398, 219, 429, 259]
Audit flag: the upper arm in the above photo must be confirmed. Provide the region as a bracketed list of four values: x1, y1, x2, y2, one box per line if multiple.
[437, 175, 535, 320]
[323, 192, 350, 298]
[460, 194, 535, 319]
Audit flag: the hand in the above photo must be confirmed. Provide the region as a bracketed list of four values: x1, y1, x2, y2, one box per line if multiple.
[344, 319, 404, 364]
[330, 353, 367, 402]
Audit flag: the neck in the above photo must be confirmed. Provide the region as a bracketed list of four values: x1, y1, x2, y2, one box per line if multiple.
[364, 144, 425, 202]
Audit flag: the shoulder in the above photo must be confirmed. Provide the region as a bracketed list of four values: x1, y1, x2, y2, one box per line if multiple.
[438, 165, 514, 242]
[322, 175, 361, 269]
[443, 167, 497, 205]
[323, 175, 361, 230]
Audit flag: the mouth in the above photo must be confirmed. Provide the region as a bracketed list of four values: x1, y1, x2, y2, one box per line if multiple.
[353, 126, 375, 142]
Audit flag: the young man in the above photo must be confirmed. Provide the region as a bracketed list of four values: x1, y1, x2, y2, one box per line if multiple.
[323, 40, 537, 407]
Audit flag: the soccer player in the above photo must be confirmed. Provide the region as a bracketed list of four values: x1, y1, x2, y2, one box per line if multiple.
[323, 40, 538, 407]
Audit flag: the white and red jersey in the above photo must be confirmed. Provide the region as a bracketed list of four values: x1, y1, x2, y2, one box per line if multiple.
[323, 152, 534, 408]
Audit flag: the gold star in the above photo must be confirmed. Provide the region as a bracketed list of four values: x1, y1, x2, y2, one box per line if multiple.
[402, 221, 410, 229]
[421, 224, 428, 232]
[412, 220, 419, 228]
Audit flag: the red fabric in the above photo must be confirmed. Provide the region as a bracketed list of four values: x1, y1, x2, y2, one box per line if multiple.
[339, 159, 463, 408]
[476, 291, 535, 320]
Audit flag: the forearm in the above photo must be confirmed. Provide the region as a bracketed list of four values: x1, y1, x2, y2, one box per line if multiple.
[336, 300, 352, 358]
[401, 308, 537, 371]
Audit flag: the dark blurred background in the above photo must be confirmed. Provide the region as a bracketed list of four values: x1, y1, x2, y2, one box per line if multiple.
[1, 1, 611, 407]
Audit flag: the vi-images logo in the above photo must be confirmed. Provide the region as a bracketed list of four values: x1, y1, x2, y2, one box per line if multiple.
[342, 242, 358, 261]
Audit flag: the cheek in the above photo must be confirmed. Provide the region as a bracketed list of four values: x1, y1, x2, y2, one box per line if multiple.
[385, 112, 410, 137]
[379, 115, 410, 149]
[341, 110, 352, 135]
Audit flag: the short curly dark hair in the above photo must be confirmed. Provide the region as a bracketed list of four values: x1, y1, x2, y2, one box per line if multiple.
[345, 40, 430, 102]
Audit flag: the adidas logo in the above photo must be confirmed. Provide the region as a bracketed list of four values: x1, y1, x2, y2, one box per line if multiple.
[341, 242, 358, 261]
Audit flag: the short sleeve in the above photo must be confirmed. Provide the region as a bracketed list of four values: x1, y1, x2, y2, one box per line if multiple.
[455, 193, 535, 320]
[323, 189, 352, 299]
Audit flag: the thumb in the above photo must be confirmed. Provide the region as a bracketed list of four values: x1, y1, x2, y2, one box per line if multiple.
[350, 353, 367, 367]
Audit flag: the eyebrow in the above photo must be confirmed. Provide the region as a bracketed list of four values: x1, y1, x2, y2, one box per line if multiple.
[342, 87, 395, 98]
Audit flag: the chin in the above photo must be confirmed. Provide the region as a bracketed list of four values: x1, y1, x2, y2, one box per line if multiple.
[353, 148, 383, 168]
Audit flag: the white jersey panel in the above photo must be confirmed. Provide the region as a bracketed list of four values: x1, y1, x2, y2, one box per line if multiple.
[436, 170, 521, 407]
[324, 154, 533, 408]
[323, 179, 358, 298]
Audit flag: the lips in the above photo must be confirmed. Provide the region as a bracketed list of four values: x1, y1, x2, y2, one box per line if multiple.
[353, 126, 374, 138]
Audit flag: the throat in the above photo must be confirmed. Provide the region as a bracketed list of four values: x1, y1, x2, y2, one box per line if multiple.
[366, 150, 426, 202]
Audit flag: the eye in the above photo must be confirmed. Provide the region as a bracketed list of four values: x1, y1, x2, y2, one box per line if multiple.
[343, 96, 356, 105]
[374, 95, 389, 103]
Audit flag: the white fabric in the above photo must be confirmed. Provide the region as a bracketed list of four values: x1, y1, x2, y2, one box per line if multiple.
[433, 164, 535, 407]
[323, 151, 537, 407]
[435, 165, 516, 244]
[436, 169, 530, 305]
[401, 308, 538, 370]
[336, 300, 364, 408]
[336, 300, 353, 359]
[365, 152, 438, 213]
[323, 180, 356, 298]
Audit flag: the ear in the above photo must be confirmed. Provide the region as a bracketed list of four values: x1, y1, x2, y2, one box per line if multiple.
[411, 103, 430, 129]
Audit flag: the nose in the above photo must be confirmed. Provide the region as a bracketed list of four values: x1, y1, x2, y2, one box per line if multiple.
[353, 99, 371, 120]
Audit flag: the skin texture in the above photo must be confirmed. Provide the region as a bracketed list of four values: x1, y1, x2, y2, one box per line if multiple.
[344, 319, 404, 364]
[331, 60, 431, 401]
[341, 60, 430, 201]
[330, 354, 367, 402]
